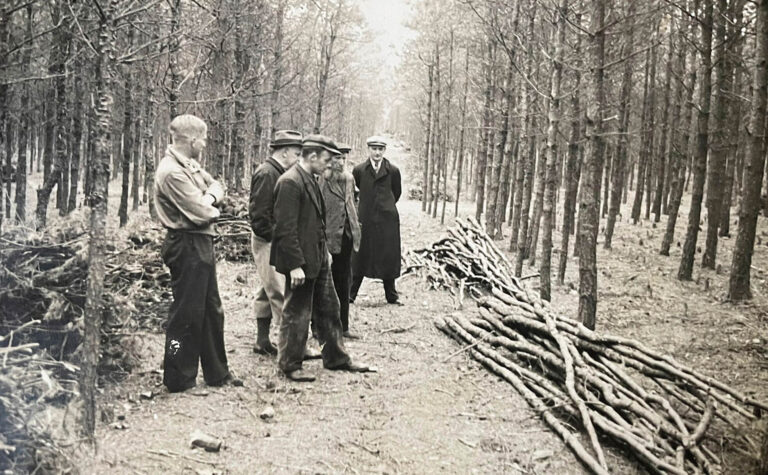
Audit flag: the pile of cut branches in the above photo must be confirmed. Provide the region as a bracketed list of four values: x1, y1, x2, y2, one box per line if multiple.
[215, 194, 252, 262]
[0, 321, 79, 472]
[404, 218, 767, 474]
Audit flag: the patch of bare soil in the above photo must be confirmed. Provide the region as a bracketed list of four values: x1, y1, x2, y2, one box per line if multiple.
[76, 146, 767, 474]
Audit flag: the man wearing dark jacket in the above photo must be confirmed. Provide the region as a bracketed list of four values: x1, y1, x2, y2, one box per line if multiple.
[248, 130, 302, 355]
[320, 143, 362, 338]
[271, 135, 370, 382]
[350, 136, 402, 304]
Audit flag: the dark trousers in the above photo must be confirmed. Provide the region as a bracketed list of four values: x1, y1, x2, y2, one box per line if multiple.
[331, 232, 353, 332]
[161, 231, 229, 392]
[350, 275, 398, 303]
[278, 253, 351, 373]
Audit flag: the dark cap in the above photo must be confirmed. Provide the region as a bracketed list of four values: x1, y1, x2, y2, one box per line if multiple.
[337, 143, 352, 153]
[270, 130, 303, 149]
[302, 134, 340, 155]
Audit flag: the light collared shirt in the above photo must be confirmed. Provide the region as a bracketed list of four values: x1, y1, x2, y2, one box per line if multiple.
[370, 158, 382, 174]
[155, 145, 220, 236]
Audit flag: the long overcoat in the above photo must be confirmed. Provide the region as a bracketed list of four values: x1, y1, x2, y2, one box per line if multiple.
[351, 158, 402, 279]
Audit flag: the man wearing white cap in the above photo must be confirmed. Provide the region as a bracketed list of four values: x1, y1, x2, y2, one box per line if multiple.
[350, 135, 403, 304]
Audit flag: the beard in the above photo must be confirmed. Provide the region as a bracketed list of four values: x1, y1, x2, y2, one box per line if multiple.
[325, 167, 343, 181]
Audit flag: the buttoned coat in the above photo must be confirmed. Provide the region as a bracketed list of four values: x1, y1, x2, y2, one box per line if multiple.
[352, 158, 402, 279]
[270, 164, 327, 279]
[320, 171, 361, 255]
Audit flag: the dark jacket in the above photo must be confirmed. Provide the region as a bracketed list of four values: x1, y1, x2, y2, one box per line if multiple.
[320, 171, 361, 254]
[248, 158, 285, 241]
[352, 158, 402, 279]
[270, 164, 327, 279]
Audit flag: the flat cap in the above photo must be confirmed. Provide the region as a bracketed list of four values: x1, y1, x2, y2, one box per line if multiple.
[302, 134, 341, 155]
[337, 142, 352, 153]
[270, 130, 303, 149]
[366, 135, 387, 148]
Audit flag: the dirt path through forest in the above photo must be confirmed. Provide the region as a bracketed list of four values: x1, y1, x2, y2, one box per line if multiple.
[78, 143, 768, 474]
[80, 145, 594, 474]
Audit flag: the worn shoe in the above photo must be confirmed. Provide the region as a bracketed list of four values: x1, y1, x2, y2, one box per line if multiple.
[253, 341, 278, 356]
[387, 299, 403, 306]
[284, 369, 316, 382]
[343, 330, 361, 339]
[209, 372, 244, 387]
[328, 361, 373, 373]
[303, 347, 322, 360]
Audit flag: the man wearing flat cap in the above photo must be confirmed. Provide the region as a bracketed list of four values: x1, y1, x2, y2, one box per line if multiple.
[248, 130, 302, 355]
[319, 143, 362, 338]
[271, 134, 370, 382]
[350, 135, 403, 305]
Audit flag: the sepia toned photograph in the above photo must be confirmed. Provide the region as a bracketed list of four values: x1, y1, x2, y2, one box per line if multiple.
[1, 0, 768, 473]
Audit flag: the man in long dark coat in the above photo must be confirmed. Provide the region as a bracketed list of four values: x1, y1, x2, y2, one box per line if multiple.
[350, 135, 402, 305]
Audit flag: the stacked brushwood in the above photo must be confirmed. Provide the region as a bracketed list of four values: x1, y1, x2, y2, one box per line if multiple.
[0, 320, 79, 472]
[0, 220, 171, 471]
[403, 218, 767, 474]
[214, 194, 252, 262]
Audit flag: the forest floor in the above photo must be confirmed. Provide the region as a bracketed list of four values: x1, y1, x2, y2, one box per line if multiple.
[56, 143, 768, 474]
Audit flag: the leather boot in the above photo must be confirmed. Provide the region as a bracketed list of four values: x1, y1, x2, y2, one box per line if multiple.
[253, 318, 277, 355]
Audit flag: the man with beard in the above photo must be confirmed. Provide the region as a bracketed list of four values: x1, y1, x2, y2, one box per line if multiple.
[155, 114, 242, 392]
[248, 130, 302, 355]
[271, 135, 370, 382]
[319, 143, 361, 338]
[350, 136, 402, 305]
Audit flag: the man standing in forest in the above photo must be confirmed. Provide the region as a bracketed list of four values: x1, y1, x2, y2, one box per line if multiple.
[350, 136, 403, 305]
[271, 134, 370, 382]
[248, 130, 302, 355]
[320, 143, 362, 338]
[155, 114, 242, 392]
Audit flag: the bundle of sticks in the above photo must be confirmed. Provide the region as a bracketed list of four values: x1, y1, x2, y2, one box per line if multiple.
[214, 194, 252, 262]
[403, 218, 767, 474]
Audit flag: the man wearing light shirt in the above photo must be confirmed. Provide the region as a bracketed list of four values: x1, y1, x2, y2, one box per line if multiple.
[155, 114, 242, 392]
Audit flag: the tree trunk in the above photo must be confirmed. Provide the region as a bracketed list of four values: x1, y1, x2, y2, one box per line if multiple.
[678, 0, 713, 281]
[653, 25, 675, 222]
[35, 10, 69, 229]
[643, 38, 659, 222]
[455, 49, 470, 217]
[513, 5, 537, 273]
[605, 5, 635, 248]
[557, 13, 583, 282]
[423, 62, 434, 212]
[168, 0, 181, 119]
[269, 0, 285, 138]
[631, 51, 652, 224]
[431, 46, 442, 218]
[313, 2, 340, 134]
[578, 0, 606, 330]
[661, 19, 696, 256]
[728, 0, 768, 301]
[118, 59, 133, 227]
[702, 0, 730, 269]
[14, 5, 31, 224]
[143, 94, 157, 219]
[486, 59, 513, 237]
[540, 0, 567, 301]
[475, 39, 495, 222]
[68, 59, 84, 214]
[82, 0, 118, 440]
[131, 86, 142, 211]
